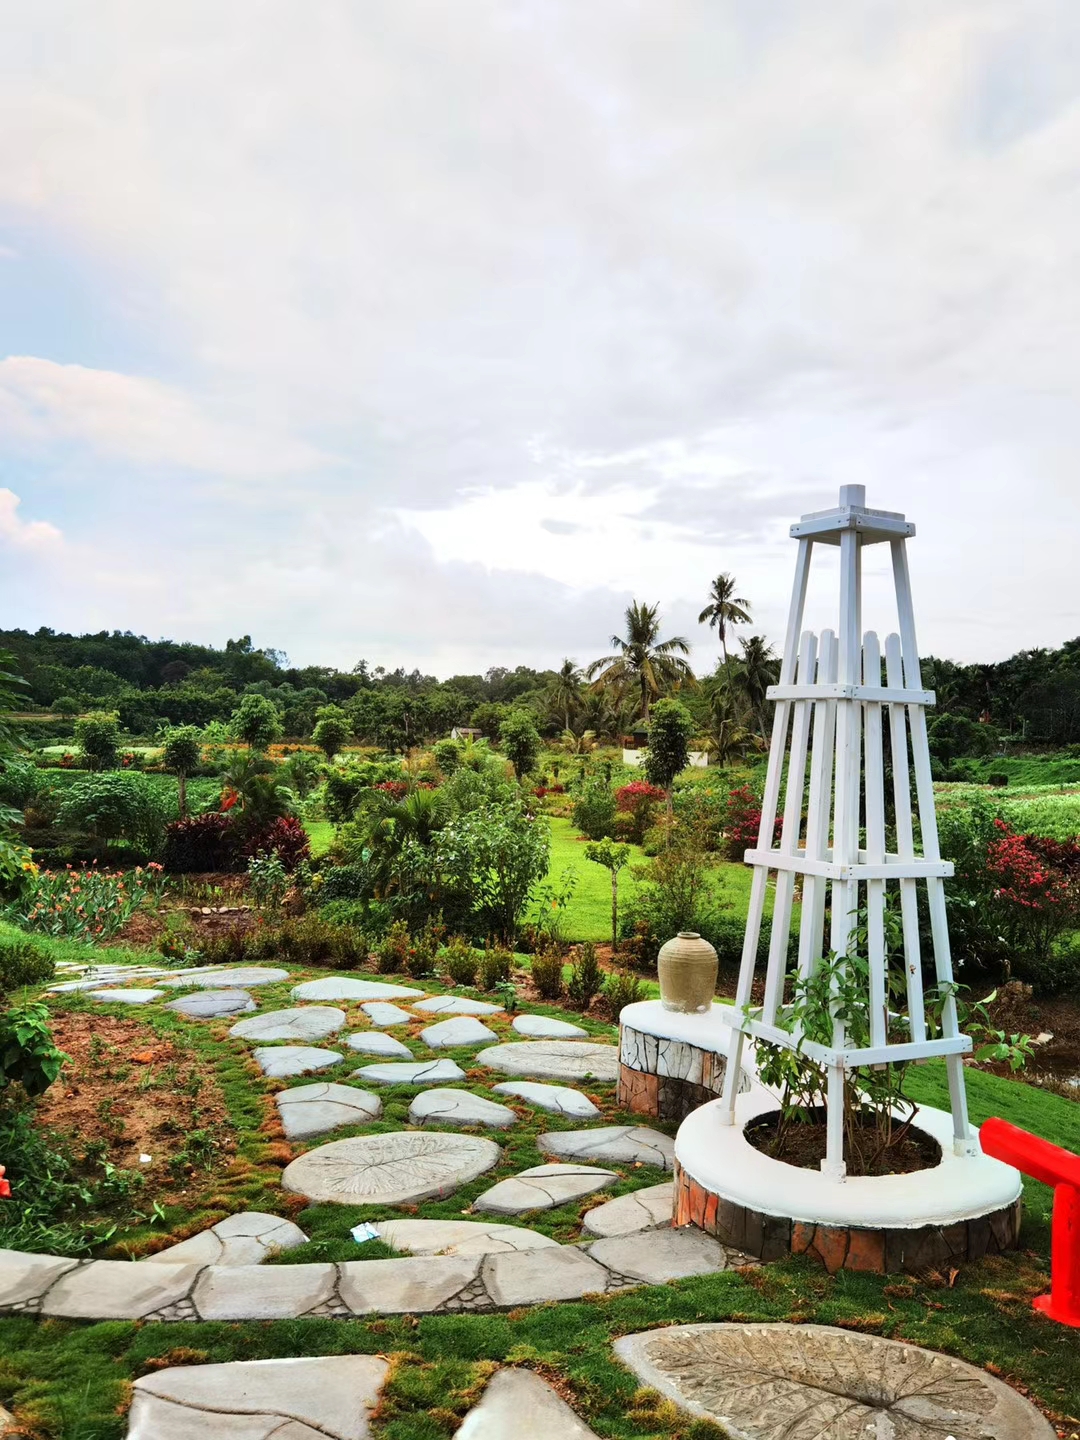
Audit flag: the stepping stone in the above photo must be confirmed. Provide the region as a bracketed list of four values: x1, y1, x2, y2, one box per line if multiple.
[41, 1259, 204, 1320]
[276, 1082, 383, 1140]
[409, 1089, 517, 1129]
[162, 966, 289, 988]
[373, 1218, 558, 1257]
[420, 1016, 498, 1049]
[253, 1046, 343, 1078]
[512, 1013, 588, 1039]
[192, 1262, 339, 1320]
[476, 1040, 618, 1082]
[483, 1245, 612, 1306]
[87, 988, 165, 1005]
[492, 1081, 599, 1118]
[351, 1059, 465, 1086]
[291, 977, 424, 1002]
[587, 1227, 734, 1282]
[362, 1001, 415, 1026]
[0, 1251, 80, 1309]
[338, 1254, 482, 1315]
[612, 1324, 1055, 1440]
[127, 1355, 388, 1439]
[457, 1368, 601, 1439]
[539, 1125, 675, 1171]
[582, 1181, 673, 1238]
[51, 968, 174, 992]
[143, 1211, 308, 1266]
[282, 1130, 501, 1204]
[165, 987, 255, 1019]
[231, 1005, 346, 1042]
[414, 995, 503, 1016]
[473, 1162, 616, 1215]
[346, 1031, 412, 1058]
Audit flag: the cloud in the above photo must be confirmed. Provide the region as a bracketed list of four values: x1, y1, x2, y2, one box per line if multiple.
[0, 488, 62, 550]
[0, 2, 1078, 667]
[0, 357, 328, 478]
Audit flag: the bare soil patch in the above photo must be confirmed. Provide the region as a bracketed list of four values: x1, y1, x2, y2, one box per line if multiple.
[745, 1107, 941, 1177]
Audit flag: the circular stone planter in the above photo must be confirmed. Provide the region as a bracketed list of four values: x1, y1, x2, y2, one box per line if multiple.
[673, 1090, 1023, 1275]
[618, 1000, 750, 1123]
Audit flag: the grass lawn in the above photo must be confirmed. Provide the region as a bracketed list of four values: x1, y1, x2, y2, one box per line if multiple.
[304, 819, 336, 858]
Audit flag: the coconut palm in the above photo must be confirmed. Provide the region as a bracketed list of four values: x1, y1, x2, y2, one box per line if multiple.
[587, 601, 696, 723]
[733, 635, 780, 739]
[547, 659, 584, 733]
[703, 686, 753, 766]
[698, 573, 752, 663]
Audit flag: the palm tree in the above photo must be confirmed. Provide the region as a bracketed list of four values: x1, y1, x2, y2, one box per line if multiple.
[587, 601, 696, 723]
[698, 573, 752, 663]
[703, 685, 752, 766]
[548, 659, 584, 733]
[733, 635, 780, 739]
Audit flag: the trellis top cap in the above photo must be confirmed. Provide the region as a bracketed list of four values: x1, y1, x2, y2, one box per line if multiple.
[790, 484, 915, 545]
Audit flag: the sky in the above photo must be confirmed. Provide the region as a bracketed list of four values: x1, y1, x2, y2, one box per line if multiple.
[1, 1, 1080, 678]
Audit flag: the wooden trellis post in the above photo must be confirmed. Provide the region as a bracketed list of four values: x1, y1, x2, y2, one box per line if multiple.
[718, 485, 975, 1179]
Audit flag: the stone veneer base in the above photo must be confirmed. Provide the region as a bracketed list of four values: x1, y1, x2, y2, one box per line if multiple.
[617, 1000, 746, 1123]
[673, 1093, 1024, 1276]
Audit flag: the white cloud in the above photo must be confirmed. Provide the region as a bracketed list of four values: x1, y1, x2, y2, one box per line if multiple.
[0, 488, 62, 550]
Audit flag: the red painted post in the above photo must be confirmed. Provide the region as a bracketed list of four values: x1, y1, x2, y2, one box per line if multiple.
[981, 1116, 1080, 1327]
[0, 1165, 10, 1199]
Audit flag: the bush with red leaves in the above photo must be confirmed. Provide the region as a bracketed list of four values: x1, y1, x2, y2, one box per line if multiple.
[615, 781, 667, 843]
[242, 815, 311, 872]
[723, 784, 782, 861]
[373, 781, 408, 800]
[162, 811, 235, 873]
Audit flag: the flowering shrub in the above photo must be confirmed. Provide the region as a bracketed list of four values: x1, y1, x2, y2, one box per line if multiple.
[373, 781, 408, 800]
[9, 863, 163, 942]
[984, 819, 1080, 970]
[614, 781, 666, 844]
[722, 785, 781, 860]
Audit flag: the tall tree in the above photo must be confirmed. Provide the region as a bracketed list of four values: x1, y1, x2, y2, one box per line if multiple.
[698, 573, 752, 663]
[548, 659, 583, 733]
[734, 635, 780, 739]
[587, 602, 695, 723]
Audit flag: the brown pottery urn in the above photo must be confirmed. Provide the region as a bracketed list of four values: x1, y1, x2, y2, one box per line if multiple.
[657, 930, 718, 1014]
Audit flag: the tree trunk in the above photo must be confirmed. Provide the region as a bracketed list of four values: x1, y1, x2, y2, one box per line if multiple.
[611, 869, 619, 952]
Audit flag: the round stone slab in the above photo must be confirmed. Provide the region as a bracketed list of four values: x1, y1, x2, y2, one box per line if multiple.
[409, 1089, 517, 1129]
[230, 1006, 346, 1042]
[346, 1031, 413, 1059]
[128, 1354, 389, 1440]
[88, 988, 165, 1005]
[162, 967, 289, 988]
[282, 1130, 501, 1205]
[165, 988, 256, 1019]
[420, 1016, 499, 1049]
[539, 1125, 675, 1171]
[291, 977, 425, 1002]
[512, 1013, 588, 1039]
[351, 1059, 466, 1086]
[492, 1081, 599, 1118]
[276, 1082, 383, 1140]
[374, 1218, 558, 1257]
[612, 1323, 1055, 1440]
[253, 1046, 343, 1078]
[414, 995, 503, 1016]
[476, 1041, 618, 1083]
[362, 1001, 416, 1026]
[473, 1162, 617, 1215]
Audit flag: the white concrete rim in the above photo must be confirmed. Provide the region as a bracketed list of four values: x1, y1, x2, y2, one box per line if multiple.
[674, 1092, 1022, 1230]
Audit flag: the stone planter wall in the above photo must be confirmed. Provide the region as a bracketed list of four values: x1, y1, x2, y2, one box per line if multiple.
[673, 1157, 1023, 1275]
[618, 1006, 744, 1123]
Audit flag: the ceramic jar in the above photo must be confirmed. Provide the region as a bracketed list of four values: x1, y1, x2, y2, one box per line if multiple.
[657, 930, 718, 1014]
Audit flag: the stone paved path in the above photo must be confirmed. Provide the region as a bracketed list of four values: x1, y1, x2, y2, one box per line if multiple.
[373, 1218, 559, 1256]
[276, 1082, 383, 1140]
[231, 1006, 346, 1042]
[582, 1182, 674, 1237]
[281, 1131, 501, 1205]
[476, 1040, 619, 1082]
[473, 1162, 617, 1215]
[127, 1354, 388, 1439]
[613, 1323, 1055, 1440]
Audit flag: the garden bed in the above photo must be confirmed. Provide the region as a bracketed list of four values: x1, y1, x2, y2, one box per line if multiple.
[744, 1107, 942, 1177]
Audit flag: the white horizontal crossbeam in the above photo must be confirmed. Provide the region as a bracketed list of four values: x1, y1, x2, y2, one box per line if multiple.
[789, 507, 915, 545]
[766, 682, 935, 706]
[743, 848, 954, 881]
[720, 1010, 973, 1068]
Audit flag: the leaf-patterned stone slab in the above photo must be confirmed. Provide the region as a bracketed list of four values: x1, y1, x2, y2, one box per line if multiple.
[281, 1130, 501, 1205]
[613, 1323, 1053, 1440]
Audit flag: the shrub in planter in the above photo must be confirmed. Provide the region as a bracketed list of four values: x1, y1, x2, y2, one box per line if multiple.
[530, 948, 565, 1000]
[566, 942, 604, 1011]
[163, 812, 235, 873]
[0, 934, 55, 996]
[442, 937, 480, 987]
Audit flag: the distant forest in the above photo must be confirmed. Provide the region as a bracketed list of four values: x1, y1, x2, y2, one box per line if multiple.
[2, 626, 1080, 752]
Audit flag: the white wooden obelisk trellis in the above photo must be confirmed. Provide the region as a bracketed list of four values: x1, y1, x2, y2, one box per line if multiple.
[718, 485, 976, 1178]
